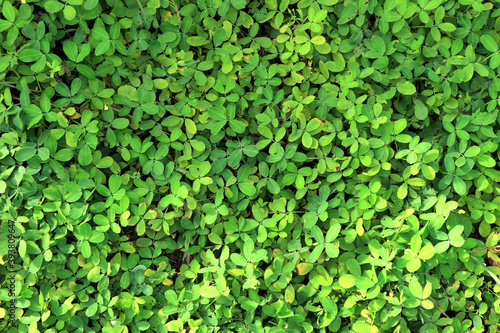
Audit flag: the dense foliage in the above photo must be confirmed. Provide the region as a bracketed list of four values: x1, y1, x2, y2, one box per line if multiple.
[2, 0, 500, 332]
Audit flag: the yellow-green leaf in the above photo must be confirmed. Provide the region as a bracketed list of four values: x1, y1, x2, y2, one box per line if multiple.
[200, 285, 220, 298]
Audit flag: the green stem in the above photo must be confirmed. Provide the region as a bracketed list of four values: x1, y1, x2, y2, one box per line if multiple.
[0, 81, 41, 93]
[391, 202, 410, 242]
[480, 51, 498, 64]
[160, 0, 181, 29]
[470, 255, 500, 288]
[0, 81, 15, 89]
[135, 0, 144, 14]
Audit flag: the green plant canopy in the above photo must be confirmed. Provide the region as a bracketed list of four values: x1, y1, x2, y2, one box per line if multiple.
[1, 0, 500, 332]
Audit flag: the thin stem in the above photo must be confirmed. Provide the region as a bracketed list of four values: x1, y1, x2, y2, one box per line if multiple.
[0, 81, 41, 93]
[391, 201, 410, 242]
[470, 246, 500, 253]
[135, 0, 145, 14]
[408, 9, 423, 24]
[0, 81, 15, 89]
[12, 97, 100, 111]
[480, 51, 498, 64]
[162, 0, 181, 29]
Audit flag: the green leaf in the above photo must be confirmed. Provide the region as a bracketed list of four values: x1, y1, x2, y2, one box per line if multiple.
[231, 253, 247, 266]
[239, 182, 256, 196]
[96, 156, 114, 168]
[213, 28, 226, 47]
[347, 259, 361, 276]
[243, 238, 254, 258]
[309, 244, 324, 263]
[44, 1, 64, 13]
[18, 240, 26, 258]
[229, 119, 246, 133]
[481, 34, 498, 52]
[230, 0, 247, 9]
[84, 0, 99, 10]
[92, 27, 109, 41]
[295, 263, 314, 275]
[228, 149, 242, 168]
[143, 103, 159, 115]
[209, 232, 222, 244]
[2, 2, 15, 22]
[413, 98, 428, 120]
[478, 154, 496, 167]
[475, 63, 489, 77]
[438, 22, 456, 32]
[326, 224, 341, 242]
[78, 145, 92, 166]
[409, 280, 423, 299]
[398, 81, 416, 95]
[81, 240, 91, 258]
[19, 49, 43, 62]
[424, 0, 442, 10]
[337, 3, 357, 25]
[414, 143, 432, 155]
[89, 230, 105, 243]
[410, 234, 422, 254]
[63, 5, 76, 20]
[109, 174, 121, 193]
[77, 64, 96, 78]
[185, 118, 197, 134]
[311, 36, 326, 45]
[311, 225, 325, 243]
[63, 40, 78, 61]
[418, 245, 435, 260]
[153, 79, 169, 89]
[449, 225, 464, 241]
[187, 36, 209, 46]
[302, 132, 313, 148]
[94, 214, 110, 226]
[242, 145, 259, 157]
[43, 188, 61, 201]
[164, 290, 178, 305]
[393, 118, 407, 134]
[406, 257, 421, 272]
[470, 255, 500, 289]
[112, 118, 130, 129]
[421, 164, 436, 180]
[397, 183, 408, 199]
[355, 276, 374, 290]
[78, 223, 92, 239]
[190, 140, 205, 152]
[16, 146, 36, 161]
[285, 285, 295, 304]
[486, 169, 500, 182]
[54, 149, 73, 161]
[208, 106, 226, 121]
[95, 40, 111, 56]
[267, 179, 280, 194]
[325, 243, 339, 258]
[29, 255, 44, 273]
[339, 274, 356, 288]
[303, 212, 318, 229]
[371, 35, 386, 53]
[0, 20, 13, 32]
[453, 176, 467, 195]
[423, 149, 439, 162]
[490, 53, 500, 69]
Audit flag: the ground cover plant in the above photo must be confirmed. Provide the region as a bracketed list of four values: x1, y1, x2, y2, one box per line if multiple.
[1, 0, 500, 332]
